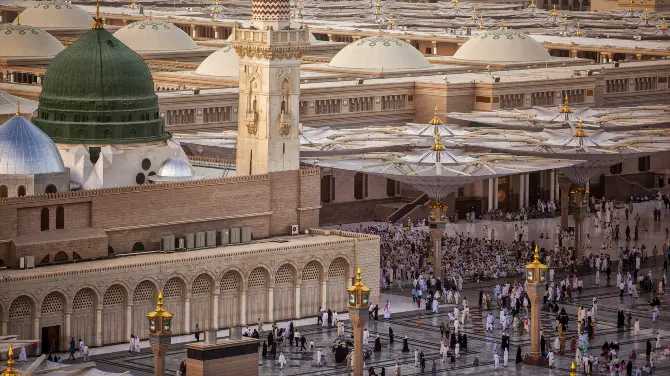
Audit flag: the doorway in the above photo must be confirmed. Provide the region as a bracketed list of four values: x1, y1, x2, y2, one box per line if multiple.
[41, 325, 61, 354]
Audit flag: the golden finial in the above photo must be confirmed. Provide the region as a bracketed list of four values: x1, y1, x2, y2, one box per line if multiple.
[15, 101, 20, 116]
[149, 11, 153, 20]
[573, 118, 588, 137]
[92, 0, 103, 29]
[16, 13, 20, 25]
[377, 24, 383, 36]
[551, 5, 558, 17]
[574, 22, 583, 36]
[642, 8, 651, 23]
[570, 362, 576, 376]
[429, 105, 443, 126]
[156, 291, 164, 311]
[2, 345, 20, 376]
[477, 16, 485, 30]
[560, 95, 572, 113]
[431, 127, 446, 152]
[528, 0, 536, 9]
[562, 16, 569, 26]
[500, 20, 505, 31]
[533, 245, 540, 262]
[628, 0, 633, 12]
[660, 17, 668, 31]
[356, 267, 363, 284]
[471, 7, 477, 20]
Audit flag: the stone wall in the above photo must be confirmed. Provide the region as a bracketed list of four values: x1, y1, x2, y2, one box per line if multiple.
[0, 231, 380, 351]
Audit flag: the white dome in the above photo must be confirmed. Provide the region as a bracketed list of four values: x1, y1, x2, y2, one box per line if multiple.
[453, 29, 551, 62]
[195, 46, 239, 77]
[114, 20, 198, 53]
[0, 115, 66, 175]
[329, 35, 430, 71]
[15, 1, 94, 29]
[0, 23, 64, 58]
[157, 157, 195, 178]
[227, 21, 318, 43]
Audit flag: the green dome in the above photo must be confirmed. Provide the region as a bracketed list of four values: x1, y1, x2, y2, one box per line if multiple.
[34, 27, 169, 144]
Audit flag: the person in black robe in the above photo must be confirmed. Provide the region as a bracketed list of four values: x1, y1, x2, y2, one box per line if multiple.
[271, 341, 277, 358]
[646, 340, 652, 358]
[479, 291, 483, 307]
[327, 309, 333, 327]
[617, 310, 625, 328]
[268, 331, 274, 345]
[262, 341, 267, 358]
[368, 366, 377, 375]
[457, 333, 463, 347]
[450, 332, 457, 348]
[48, 354, 53, 362]
[252, 329, 259, 339]
[515, 346, 523, 364]
[462, 334, 468, 350]
[374, 335, 382, 352]
[627, 361, 633, 376]
[541, 335, 546, 354]
[389, 327, 394, 344]
[334, 344, 346, 363]
[420, 351, 426, 372]
[402, 336, 410, 352]
[374, 305, 379, 320]
[381, 367, 386, 376]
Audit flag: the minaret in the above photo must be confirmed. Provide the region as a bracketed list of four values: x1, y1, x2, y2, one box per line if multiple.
[232, 0, 310, 176]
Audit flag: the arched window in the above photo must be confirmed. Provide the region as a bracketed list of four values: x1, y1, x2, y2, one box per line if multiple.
[54, 252, 68, 262]
[17, 185, 26, 197]
[56, 206, 64, 229]
[132, 242, 145, 252]
[0, 185, 7, 198]
[77, 129, 87, 139]
[45, 184, 57, 194]
[40, 208, 49, 231]
[104, 129, 112, 139]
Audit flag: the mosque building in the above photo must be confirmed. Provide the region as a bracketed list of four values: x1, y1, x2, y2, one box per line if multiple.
[0, 0, 379, 355]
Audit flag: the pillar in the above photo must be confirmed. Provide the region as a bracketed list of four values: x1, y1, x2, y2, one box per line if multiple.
[213, 26, 219, 39]
[431, 40, 437, 55]
[191, 24, 197, 38]
[348, 306, 369, 376]
[320, 280, 328, 309]
[33, 315, 40, 355]
[494, 177, 499, 209]
[184, 297, 191, 334]
[488, 178, 494, 211]
[429, 224, 446, 279]
[550, 170, 556, 203]
[64, 312, 71, 349]
[295, 282, 301, 319]
[95, 308, 103, 346]
[151, 343, 168, 376]
[586, 179, 590, 192]
[559, 180, 572, 229]
[267, 286, 274, 323]
[212, 293, 219, 330]
[519, 174, 526, 210]
[524, 284, 543, 364]
[1, 314, 7, 336]
[240, 290, 247, 326]
[327, 34, 334, 41]
[524, 173, 530, 208]
[126, 304, 133, 340]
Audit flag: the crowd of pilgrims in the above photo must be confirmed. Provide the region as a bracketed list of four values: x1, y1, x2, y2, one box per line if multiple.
[351, 221, 574, 284]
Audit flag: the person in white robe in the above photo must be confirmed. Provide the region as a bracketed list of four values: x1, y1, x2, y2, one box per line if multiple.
[494, 352, 500, 370]
[384, 301, 392, 319]
[656, 334, 661, 350]
[415, 349, 419, 367]
[363, 328, 370, 345]
[455, 343, 460, 358]
[395, 360, 401, 376]
[19, 346, 27, 362]
[322, 312, 328, 327]
[553, 337, 560, 352]
[548, 351, 555, 367]
[432, 298, 439, 314]
[316, 348, 323, 366]
[278, 352, 287, 369]
[634, 319, 640, 336]
[503, 348, 508, 367]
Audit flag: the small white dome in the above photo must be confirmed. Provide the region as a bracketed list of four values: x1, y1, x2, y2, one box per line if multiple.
[0, 24, 64, 58]
[329, 35, 430, 71]
[15, 1, 94, 29]
[0, 115, 66, 175]
[453, 29, 551, 62]
[195, 46, 239, 77]
[157, 157, 195, 178]
[227, 21, 318, 43]
[114, 20, 198, 53]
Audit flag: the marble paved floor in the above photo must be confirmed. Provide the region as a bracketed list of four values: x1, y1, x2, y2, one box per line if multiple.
[10, 201, 670, 375]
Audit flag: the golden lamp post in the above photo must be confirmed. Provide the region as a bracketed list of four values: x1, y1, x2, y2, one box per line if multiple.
[347, 267, 371, 376]
[2, 345, 20, 376]
[147, 291, 173, 376]
[523, 245, 548, 365]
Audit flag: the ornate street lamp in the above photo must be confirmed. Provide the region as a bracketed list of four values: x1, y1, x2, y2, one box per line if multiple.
[524, 245, 547, 365]
[147, 291, 173, 376]
[347, 267, 371, 376]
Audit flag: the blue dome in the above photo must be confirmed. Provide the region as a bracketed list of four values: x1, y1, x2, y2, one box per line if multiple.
[0, 115, 66, 175]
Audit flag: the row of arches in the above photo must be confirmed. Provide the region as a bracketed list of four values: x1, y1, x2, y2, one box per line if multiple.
[1, 258, 351, 352]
